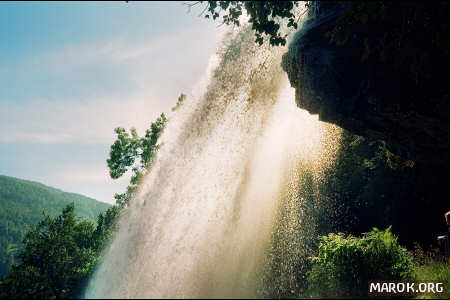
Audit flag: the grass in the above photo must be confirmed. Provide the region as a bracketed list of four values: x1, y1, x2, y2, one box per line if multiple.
[411, 245, 450, 299]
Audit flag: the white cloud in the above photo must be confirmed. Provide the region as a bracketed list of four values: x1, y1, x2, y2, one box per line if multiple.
[61, 168, 110, 183]
[0, 22, 227, 145]
[0, 94, 166, 144]
[54, 165, 132, 205]
[0, 8, 229, 203]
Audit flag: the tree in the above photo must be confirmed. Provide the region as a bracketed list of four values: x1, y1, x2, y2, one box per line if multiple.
[200, 1, 449, 86]
[91, 205, 121, 253]
[196, 1, 301, 46]
[0, 95, 179, 298]
[107, 113, 167, 207]
[171, 93, 186, 112]
[0, 204, 98, 299]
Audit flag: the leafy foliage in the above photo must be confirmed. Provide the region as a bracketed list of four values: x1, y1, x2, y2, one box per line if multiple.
[200, 1, 300, 46]
[91, 205, 121, 255]
[411, 245, 450, 299]
[107, 127, 141, 180]
[0, 204, 106, 299]
[263, 129, 447, 298]
[0, 201, 120, 299]
[171, 93, 186, 112]
[0, 95, 175, 298]
[0, 175, 109, 278]
[315, 132, 423, 244]
[307, 227, 414, 298]
[0, 109, 168, 298]
[107, 113, 167, 207]
[201, 1, 449, 86]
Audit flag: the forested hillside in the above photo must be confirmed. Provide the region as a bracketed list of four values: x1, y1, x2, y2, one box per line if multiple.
[0, 175, 110, 278]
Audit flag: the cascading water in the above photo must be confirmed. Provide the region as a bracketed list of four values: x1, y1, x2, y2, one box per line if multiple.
[86, 21, 341, 299]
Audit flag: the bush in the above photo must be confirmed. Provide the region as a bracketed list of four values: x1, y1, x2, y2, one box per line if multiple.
[307, 227, 414, 298]
[0, 204, 101, 299]
[412, 245, 450, 299]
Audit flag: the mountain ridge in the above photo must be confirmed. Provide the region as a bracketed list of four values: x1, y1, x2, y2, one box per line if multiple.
[0, 174, 110, 278]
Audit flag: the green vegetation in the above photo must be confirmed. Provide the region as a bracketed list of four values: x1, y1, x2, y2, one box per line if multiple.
[202, 1, 449, 87]
[304, 229, 450, 299]
[198, 1, 300, 46]
[412, 245, 450, 299]
[312, 130, 447, 249]
[107, 113, 167, 207]
[0, 203, 118, 299]
[307, 227, 414, 298]
[0, 95, 177, 298]
[1, 1, 447, 296]
[0, 175, 110, 278]
[171, 93, 186, 112]
[263, 129, 447, 298]
[305, 228, 449, 298]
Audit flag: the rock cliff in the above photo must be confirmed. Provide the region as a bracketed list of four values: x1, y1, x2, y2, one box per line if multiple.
[282, 2, 450, 165]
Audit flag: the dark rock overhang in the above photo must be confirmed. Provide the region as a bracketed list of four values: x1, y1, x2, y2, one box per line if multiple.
[282, 2, 450, 165]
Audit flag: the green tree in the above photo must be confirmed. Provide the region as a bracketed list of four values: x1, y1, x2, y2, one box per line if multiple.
[0, 204, 98, 299]
[107, 113, 167, 207]
[200, 1, 449, 85]
[0, 175, 110, 278]
[0, 95, 179, 298]
[171, 93, 186, 112]
[91, 205, 121, 253]
[197, 1, 301, 46]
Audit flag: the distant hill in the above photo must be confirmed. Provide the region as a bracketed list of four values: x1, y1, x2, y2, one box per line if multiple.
[0, 174, 110, 278]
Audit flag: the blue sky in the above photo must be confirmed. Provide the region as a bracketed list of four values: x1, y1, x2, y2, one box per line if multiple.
[0, 1, 224, 204]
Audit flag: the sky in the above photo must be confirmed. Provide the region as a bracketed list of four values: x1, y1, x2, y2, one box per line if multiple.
[0, 1, 225, 204]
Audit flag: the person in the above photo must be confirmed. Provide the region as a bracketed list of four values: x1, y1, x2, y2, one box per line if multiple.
[436, 211, 450, 257]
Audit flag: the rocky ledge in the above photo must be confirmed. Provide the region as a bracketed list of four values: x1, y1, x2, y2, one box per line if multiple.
[282, 2, 450, 165]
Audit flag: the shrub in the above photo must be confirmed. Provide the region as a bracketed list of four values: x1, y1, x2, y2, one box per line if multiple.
[412, 244, 450, 299]
[0, 204, 100, 299]
[307, 227, 414, 298]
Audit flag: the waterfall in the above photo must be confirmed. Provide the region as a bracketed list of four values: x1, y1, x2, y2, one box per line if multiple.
[86, 24, 341, 299]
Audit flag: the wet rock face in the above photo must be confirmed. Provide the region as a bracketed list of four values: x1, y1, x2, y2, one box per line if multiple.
[282, 3, 450, 165]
